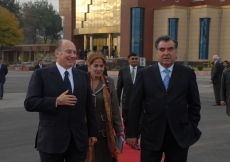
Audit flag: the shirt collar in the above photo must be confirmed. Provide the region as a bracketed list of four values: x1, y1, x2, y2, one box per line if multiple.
[130, 65, 137, 70]
[158, 62, 174, 72]
[56, 62, 73, 77]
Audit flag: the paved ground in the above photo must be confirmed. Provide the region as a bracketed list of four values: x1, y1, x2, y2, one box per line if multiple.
[0, 70, 230, 162]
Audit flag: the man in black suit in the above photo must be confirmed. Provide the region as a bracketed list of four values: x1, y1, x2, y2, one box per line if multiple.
[0, 58, 8, 99]
[34, 59, 45, 70]
[24, 39, 99, 162]
[126, 35, 201, 162]
[116, 52, 143, 149]
[210, 55, 224, 106]
[77, 51, 108, 76]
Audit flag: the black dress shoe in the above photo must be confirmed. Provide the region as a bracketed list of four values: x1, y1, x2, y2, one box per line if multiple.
[0, 97, 2, 99]
[212, 103, 221, 106]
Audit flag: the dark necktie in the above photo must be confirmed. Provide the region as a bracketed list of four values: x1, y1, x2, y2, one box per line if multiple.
[64, 71, 72, 94]
[163, 69, 170, 90]
[131, 67, 135, 84]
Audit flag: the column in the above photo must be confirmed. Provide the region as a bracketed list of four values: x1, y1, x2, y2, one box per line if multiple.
[107, 33, 112, 57]
[84, 34, 87, 50]
[90, 35, 93, 51]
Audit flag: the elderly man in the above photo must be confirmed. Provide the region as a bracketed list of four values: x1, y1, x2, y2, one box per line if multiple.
[24, 39, 99, 162]
[210, 55, 224, 106]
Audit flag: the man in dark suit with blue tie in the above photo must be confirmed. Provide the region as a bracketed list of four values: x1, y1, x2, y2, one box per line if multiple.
[0, 58, 8, 99]
[24, 39, 99, 162]
[126, 35, 201, 162]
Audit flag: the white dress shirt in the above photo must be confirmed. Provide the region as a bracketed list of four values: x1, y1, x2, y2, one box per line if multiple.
[130, 65, 137, 83]
[158, 62, 174, 81]
[56, 62, 74, 92]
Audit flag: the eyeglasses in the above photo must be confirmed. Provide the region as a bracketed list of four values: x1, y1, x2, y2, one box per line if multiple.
[131, 58, 138, 60]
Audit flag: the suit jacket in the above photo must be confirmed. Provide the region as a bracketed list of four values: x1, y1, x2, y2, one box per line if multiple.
[126, 63, 201, 150]
[220, 68, 230, 116]
[34, 64, 45, 70]
[92, 77, 123, 135]
[211, 60, 224, 84]
[77, 64, 108, 76]
[0, 63, 8, 83]
[24, 65, 99, 154]
[117, 66, 144, 109]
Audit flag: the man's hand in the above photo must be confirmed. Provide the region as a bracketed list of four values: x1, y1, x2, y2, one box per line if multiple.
[56, 90, 77, 106]
[221, 101, 226, 106]
[126, 138, 138, 149]
[210, 80, 213, 83]
[89, 137, 97, 146]
[116, 132, 125, 141]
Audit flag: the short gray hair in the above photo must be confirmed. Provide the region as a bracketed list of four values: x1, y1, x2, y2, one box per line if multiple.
[213, 55, 219, 60]
[56, 39, 67, 53]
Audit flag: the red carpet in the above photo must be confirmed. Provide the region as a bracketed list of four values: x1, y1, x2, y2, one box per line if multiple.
[118, 143, 141, 162]
[118, 143, 165, 162]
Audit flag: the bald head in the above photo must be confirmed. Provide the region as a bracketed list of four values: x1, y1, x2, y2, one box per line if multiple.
[55, 39, 77, 69]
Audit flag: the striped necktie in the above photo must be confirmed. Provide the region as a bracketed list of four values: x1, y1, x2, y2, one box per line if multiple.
[163, 69, 170, 90]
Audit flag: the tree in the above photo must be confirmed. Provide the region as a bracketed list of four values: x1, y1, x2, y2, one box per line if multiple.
[21, 2, 38, 44]
[0, 0, 23, 27]
[22, 0, 62, 44]
[0, 6, 24, 57]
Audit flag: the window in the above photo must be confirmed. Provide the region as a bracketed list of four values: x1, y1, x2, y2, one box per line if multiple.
[130, 8, 144, 57]
[199, 18, 210, 60]
[168, 18, 178, 40]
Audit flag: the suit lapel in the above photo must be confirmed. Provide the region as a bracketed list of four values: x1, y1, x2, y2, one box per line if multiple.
[150, 64, 165, 92]
[125, 66, 133, 84]
[49, 65, 67, 93]
[94, 80, 105, 95]
[72, 68, 82, 96]
[167, 63, 182, 92]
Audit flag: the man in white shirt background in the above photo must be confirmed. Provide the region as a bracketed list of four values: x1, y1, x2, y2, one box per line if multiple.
[117, 52, 144, 150]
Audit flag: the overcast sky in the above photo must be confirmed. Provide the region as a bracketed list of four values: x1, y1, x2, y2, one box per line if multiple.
[17, 0, 59, 11]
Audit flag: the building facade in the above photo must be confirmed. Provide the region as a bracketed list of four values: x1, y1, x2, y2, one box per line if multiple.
[59, 0, 230, 65]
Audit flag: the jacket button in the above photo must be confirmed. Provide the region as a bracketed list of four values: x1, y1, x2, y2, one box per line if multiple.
[166, 105, 168, 108]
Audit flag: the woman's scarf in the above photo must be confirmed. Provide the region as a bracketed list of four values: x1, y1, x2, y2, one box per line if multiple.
[85, 74, 119, 162]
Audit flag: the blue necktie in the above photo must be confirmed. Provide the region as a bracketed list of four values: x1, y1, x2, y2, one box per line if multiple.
[163, 69, 170, 90]
[64, 71, 72, 94]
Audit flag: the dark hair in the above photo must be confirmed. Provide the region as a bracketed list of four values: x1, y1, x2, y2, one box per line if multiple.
[223, 60, 229, 68]
[128, 52, 138, 58]
[155, 35, 178, 50]
[0, 58, 2, 60]
[223, 60, 229, 64]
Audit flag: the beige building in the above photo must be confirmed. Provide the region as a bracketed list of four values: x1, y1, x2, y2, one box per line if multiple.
[154, 5, 230, 63]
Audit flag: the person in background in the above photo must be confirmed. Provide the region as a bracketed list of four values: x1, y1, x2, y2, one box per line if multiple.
[85, 53, 124, 162]
[210, 55, 224, 106]
[0, 58, 8, 99]
[116, 52, 144, 150]
[126, 35, 201, 162]
[220, 66, 230, 116]
[24, 39, 99, 162]
[223, 60, 229, 69]
[34, 59, 45, 70]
